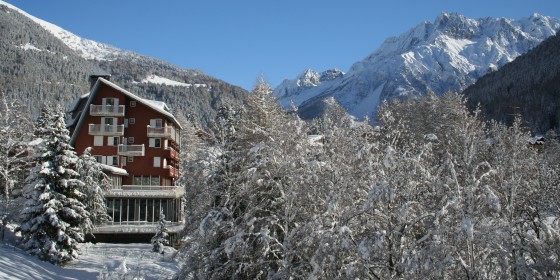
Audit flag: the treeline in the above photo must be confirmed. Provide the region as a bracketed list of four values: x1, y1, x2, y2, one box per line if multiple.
[464, 31, 560, 134]
[178, 81, 560, 279]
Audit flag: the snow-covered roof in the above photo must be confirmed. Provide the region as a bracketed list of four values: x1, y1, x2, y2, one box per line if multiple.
[94, 223, 184, 234]
[95, 78, 181, 128]
[105, 188, 185, 198]
[99, 164, 128, 176]
[142, 99, 169, 112]
[67, 93, 90, 113]
[69, 78, 182, 145]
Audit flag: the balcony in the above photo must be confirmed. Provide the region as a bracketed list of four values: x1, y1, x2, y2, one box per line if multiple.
[120, 185, 176, 191]
[147, 126, 177, 141]
[166, 147, 180, 161]
[89, 105, 125, 116]
[106, 185, 185, 198]
[89, 124, 124, 136]
[118, 144, 145, 156]
[165, 165, 179, 178]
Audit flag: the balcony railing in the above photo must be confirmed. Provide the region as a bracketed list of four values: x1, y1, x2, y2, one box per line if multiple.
[118, 144, 145, 156]
[147, 126, 177, 141]
[120, 185, 177, 191]
[166, 147, 180, 161]
[89, 124, 124, 136]
[106, 185, 185, 198]
[165, 165, 179, 178]
[89, 105, 125, 116]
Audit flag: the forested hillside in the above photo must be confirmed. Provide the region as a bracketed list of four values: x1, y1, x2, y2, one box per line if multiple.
[464, 32, 560, 133]
[0, 3, 247, 127]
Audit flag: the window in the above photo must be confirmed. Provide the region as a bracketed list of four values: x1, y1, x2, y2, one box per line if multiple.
[149, 138, 161, 148]
[94, 136, 104, 146]
[124, 119, 128, 128]
[151, 176, 159, 186]
[142, 176, 150, 186]
[133, 176, 142, 185]
[128, 137, 135, 144]
[122, 157, 127, 166]
[94, 155, 102, 163]
[111, 156, 119, 166]
[130, 101, 136, 107]
[128, 156, 134, 162]
[102, 117, 116, 125]
[150, 119, 163, 128]
[108, 136, 119, 146]
[153, 157, 161, 167]
[103, 98, 118, 106]
[93, 155, 117, 166]
[129, 118, 135, 125]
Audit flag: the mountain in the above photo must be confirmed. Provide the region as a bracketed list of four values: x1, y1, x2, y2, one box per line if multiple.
[464, 32, 560, 133]
[0, 1, 247, 127]
[276, 13, 560, 121]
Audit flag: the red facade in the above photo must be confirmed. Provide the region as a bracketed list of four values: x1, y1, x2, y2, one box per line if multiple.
[69, 77, 181, 187]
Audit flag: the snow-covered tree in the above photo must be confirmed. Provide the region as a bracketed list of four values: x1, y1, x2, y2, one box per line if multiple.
[177, 90, 560, 278]
[151, 208, 169, 253]
[19, 104, 89, 264]
[0, 92, 32, 229]
[75, 147, 111, 233]
[179, 77, 318, 279]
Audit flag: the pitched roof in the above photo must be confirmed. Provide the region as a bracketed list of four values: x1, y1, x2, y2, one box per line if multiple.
[69, 78, 182, 145]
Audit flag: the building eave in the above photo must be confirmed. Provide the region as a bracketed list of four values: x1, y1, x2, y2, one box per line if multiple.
[69, 78, 183, 145]
[97, 78, 183, 129]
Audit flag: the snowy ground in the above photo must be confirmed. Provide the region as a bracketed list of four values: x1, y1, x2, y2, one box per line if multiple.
[0, 242, 179, 280]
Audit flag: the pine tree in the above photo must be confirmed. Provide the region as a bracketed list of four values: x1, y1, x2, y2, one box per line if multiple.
[75, 147, 111, 234]
[151, 208, 169, 253]
[20, 104, 89, 264]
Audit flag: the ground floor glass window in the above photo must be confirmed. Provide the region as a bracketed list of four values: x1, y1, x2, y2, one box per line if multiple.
[105, 197, 182, 224]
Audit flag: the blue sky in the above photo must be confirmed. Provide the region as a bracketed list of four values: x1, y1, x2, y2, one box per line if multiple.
[8, 0, 560, 91]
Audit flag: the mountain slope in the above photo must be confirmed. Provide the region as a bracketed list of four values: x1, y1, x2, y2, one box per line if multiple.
[276, 13, 560, 120]
[0, 1, 247, 127]
[464, 32, 560, 133]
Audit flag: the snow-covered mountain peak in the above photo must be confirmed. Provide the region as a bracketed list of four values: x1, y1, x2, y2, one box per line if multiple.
[320, 68, 344, 81]
[0, 0, 135, 61]
[276, 13, 560, 121]
[296, 69, 321, 87]
[275, 68, 345, 106]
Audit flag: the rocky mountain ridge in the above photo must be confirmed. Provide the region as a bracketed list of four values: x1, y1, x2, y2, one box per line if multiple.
[276, 13, 560, 120]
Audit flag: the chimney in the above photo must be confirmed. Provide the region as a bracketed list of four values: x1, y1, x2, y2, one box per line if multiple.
[89, 73, 111, 90]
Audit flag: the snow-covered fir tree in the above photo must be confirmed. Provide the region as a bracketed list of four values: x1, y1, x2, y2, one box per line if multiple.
[20, 104, 90, 264]
[75, 147, 111, 234]
[151, 208, 169, 253]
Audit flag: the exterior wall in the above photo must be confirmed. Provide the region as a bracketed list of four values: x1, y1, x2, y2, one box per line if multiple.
[72, 82, 181, 187]
[120, 96, 180, 186]
[73, 84, 124, 160]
